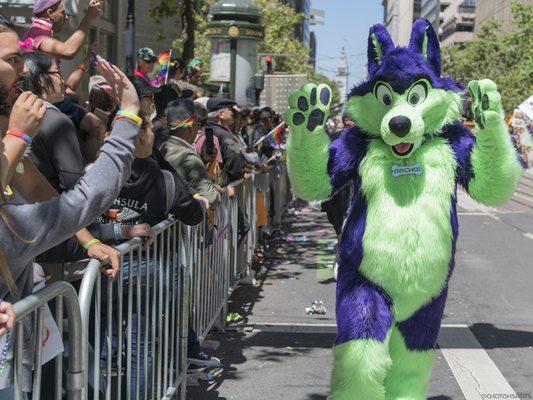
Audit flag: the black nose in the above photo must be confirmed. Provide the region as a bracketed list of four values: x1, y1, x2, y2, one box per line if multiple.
[388, 116, 412, 137]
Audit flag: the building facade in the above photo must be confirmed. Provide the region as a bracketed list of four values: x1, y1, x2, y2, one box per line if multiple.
[440, 0, 475, 46]
[282, 0, 312, 44]
[475, 0, 533, 33]
[381, 0, 420, 44]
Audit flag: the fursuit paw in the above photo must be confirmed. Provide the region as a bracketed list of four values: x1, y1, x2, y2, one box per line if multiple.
[284, 83, 332, 145]
[468, 79, 504, 131]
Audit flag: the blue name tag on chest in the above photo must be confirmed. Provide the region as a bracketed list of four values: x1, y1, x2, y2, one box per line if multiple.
[392, 163, 423, 177]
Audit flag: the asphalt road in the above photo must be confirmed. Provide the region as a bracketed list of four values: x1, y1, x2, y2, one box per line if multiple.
[188, 170, 533, 400]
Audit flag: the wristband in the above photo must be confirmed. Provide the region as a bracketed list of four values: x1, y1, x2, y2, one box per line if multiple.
[116, 110, 142, 126]
[6, 130, 32, 145]
[114, 223, 125, 241]
[77, 65, 88, 73]
[83, 238, 101, 251]
[193, 193, 202, 200]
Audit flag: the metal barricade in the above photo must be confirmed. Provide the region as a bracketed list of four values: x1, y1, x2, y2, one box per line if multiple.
[78, 219, 189, 400]
[11, 281, 84, 400]
[76, 174, 262, 400]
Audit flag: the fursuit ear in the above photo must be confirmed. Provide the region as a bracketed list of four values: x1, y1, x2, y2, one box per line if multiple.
[408, 18, 441, 76]
[367, 24, 394, 76]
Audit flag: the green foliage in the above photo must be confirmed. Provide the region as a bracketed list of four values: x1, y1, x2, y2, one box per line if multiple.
[442, 1, 533, 114]
[147, 0, 182, 44]
[253, 0, 312, 75]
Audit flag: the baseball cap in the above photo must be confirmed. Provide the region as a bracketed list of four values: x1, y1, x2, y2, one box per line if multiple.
[137, 47, 157, 62]
[187, 57, 202, 69]
[33, 0, 61, 16]
[166, 98, 198, 130]
[206, 97, 237, 112]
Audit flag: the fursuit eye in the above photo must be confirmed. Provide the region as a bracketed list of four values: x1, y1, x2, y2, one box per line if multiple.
[375, 83, 393, 107]
[408, 82, 428, 106]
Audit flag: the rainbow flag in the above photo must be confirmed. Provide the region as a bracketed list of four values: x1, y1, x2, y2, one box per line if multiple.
[158, 50, 171, 75]
[264, 122, 287, 150]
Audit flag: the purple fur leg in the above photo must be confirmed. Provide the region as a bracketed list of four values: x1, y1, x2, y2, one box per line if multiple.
[396, 286, 448, 350]
[335, 273, 394, 345]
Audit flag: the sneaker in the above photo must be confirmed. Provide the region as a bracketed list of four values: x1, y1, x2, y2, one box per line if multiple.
[187, 351, 221, 367]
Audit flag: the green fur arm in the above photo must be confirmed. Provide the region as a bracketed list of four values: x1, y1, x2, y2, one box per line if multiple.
[284, 83, 333, 201]
[467, 79, 523, 206]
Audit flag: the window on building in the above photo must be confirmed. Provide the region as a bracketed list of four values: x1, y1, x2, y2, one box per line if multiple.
[99, 31, 114, 62]
[102, 0, 115, 21]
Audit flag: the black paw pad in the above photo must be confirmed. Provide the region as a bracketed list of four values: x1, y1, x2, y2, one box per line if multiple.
[307, 109, 325, 131]
[293, 112, 305, 126]
[298, 96, 309, 112]
[481, 94, 489, 110]
[320, 88, 330, 105]
[310, 87, 317, 105]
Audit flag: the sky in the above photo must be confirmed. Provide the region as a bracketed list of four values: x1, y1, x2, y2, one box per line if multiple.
[312, 1, 383, 88]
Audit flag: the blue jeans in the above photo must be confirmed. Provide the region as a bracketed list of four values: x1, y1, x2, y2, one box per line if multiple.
[101, 259, 155, 399]
[0, 386, 28, 400]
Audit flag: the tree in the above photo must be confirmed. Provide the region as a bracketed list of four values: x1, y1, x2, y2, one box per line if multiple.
[442, 2, 533, 114]
[147, 0, 196, 59]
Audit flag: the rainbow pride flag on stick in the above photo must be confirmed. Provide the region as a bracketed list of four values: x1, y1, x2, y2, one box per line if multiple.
[253, 122, 287, 149]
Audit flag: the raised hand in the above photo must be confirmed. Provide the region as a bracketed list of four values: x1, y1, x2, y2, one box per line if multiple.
[0, 300, 15, 337]
[86, 0, 103, 21]
[8, 92, 46, 138]
[95, 56, 139, 115]
[284, 83, 332, 145]
[283, 83, 333, 201]
[468, 79, 504, 131]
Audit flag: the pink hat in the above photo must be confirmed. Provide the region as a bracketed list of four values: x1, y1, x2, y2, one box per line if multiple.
[33, 0, 61, 16]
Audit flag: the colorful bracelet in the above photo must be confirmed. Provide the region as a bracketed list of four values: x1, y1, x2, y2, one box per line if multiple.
[116, 110, 142, 126]
[113, 223, 125, 241]
[6, 130, 32, 145]
[193, 193, 202, 200]
[83, 238, 101, 251]
[77, 65, 88, 73]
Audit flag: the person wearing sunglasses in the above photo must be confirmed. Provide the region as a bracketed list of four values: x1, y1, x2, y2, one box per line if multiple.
[134, 47, 158, 87]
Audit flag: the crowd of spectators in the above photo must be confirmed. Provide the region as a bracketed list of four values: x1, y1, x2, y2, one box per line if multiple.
[0, 1, 284, 397]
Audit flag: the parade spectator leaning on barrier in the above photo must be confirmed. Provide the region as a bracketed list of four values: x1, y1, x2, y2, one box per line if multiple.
[194, 101, 223, 182]
[12, 51, 121, 275]
[161, 99, 220, 208]
[0, 15, 45, 348]
[251, 108, 275, 159]
[0, 47, 142, 396]
[92, 111, 205, 398]
[206, 97, 247, 186]
[23, 0, 103, 63]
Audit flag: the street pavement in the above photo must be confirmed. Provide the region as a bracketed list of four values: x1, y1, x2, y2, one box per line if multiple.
[188, 169, 533, 400]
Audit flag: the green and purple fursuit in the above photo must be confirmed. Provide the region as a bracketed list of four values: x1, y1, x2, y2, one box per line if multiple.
[284, 19, 522, 400]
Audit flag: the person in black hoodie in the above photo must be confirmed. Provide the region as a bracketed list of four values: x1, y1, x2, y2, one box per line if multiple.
[96, 115, 203, 229]
[95, 114, 204, 398]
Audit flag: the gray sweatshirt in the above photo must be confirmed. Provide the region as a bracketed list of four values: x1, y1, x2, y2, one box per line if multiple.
[0, 119, 139, 390]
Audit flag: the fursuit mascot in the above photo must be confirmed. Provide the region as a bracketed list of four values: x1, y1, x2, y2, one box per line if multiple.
[284, 19, 523, 400]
